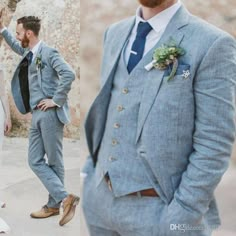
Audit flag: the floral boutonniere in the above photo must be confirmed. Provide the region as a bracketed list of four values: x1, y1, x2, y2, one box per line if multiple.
[145, 40, 185, 81]
[35, 56, 45, 70]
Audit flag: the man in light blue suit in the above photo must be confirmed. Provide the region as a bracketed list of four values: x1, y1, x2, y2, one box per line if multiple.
[82, 0, 236, 235]
[0, 11, 79, 226]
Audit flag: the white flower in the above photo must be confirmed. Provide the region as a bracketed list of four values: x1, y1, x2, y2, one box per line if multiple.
[182, 70, 191, 79]
[145, 59, 156, 71]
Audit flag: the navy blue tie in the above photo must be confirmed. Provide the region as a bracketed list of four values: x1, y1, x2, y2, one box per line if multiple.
[127, 22, 152, 73]
[26, 51, 33, 65]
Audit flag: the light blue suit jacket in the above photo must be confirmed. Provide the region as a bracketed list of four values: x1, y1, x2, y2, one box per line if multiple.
[1, 29, 75, 124]
[84, 6, 236, 234]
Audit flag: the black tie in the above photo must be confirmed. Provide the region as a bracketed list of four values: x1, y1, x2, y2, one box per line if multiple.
[127, 22, 152, 73]
[18, 52, 32, 113]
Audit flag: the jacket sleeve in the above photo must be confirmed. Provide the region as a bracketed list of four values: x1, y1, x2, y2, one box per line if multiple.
[163, 34, 236, 233]
[1, 29, 26, 56]
[49, 49, 76, 107]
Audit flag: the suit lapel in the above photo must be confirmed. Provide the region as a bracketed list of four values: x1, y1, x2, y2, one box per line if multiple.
[17, 49, 30, 67]
[85, 18, 136, 159]
[33, 42, 44, 88]
[13, 49, 29, 86]
[101, 17, 135, 87]
[34, 42, 43, 89]
[135, 6, 190, 143]
[33, 41, 44, 64]
[16, 42, 44, 88]
[84, 78, 112, 158]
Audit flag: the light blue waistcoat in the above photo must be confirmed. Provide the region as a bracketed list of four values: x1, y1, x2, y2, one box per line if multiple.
[95, 47, 155, 197]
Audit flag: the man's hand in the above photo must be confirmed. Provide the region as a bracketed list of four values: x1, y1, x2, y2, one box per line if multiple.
[37, 99, 57, 111]
[0, 8, 6, 30]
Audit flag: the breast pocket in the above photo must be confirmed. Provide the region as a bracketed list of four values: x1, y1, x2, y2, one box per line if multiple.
[162, 64, 191, 85]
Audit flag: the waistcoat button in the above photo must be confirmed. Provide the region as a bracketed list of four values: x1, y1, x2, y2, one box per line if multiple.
[114, 123, 120, 129]
[108, 156, 117, 162]
[117, 105, 124, 112]
[112, 139, 118, 146]
[122, 88, 129, 94]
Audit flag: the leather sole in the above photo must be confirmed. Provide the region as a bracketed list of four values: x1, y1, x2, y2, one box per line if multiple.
[59, 196, 80, 226]
[30, 211, 60, 219]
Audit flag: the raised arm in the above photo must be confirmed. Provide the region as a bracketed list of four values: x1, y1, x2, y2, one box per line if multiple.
[0, 8, 25, 56]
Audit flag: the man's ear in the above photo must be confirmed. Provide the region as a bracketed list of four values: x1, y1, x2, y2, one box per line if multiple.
[26, 30, 33, 37]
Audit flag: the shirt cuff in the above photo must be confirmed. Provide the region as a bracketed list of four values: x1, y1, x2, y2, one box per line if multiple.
[52, 100, 61, 107]
[1, 27, 7, 34]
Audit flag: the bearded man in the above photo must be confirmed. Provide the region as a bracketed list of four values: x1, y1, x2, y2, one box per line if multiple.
[82, 0, 236, 235]
[0, 12, 80, 226]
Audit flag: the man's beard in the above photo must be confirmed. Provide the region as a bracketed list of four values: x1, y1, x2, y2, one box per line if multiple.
[21, 34, 30, 48]
[139, 0, 169, 8]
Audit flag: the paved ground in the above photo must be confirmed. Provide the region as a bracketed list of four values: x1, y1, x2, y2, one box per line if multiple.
[0, 137, 80, 236]
[1, 136, 236, 236]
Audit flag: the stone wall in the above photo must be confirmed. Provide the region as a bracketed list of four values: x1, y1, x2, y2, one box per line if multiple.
[0, 0, 80, 138]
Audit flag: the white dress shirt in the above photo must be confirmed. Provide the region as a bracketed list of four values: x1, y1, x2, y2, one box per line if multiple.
[31, 40, 42, 61]
[125, 0, 182, 64]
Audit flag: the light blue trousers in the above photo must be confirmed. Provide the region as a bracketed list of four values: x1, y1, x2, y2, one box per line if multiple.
[82, 170, 212, 236]
[28, 109, 68, 208]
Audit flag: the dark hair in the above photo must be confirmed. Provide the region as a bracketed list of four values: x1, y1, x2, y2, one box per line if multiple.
[17, 16, 41, 36]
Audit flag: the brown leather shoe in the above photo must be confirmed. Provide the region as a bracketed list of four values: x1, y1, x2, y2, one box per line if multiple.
[59, 194, 80, 226]
[30, 205, 60, 218]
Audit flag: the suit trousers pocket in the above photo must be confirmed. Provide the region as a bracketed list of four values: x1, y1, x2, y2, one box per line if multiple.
[115, 196, 167, 235]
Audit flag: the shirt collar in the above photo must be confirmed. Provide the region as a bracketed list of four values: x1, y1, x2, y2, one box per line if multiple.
[135, 0, 182, 34]
[30, 40, 42, 55]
